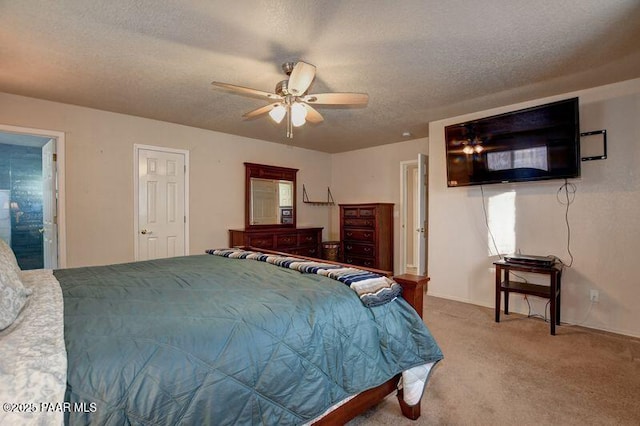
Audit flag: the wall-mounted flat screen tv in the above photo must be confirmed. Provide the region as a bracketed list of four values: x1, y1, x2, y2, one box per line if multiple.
[445, 98, 580, 187]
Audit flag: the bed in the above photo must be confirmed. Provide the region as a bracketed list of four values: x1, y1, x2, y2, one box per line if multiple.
[0, 243, 442, 425]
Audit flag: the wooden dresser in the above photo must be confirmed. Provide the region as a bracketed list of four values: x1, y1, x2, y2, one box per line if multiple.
[340, 203, 394, 271]
[229, 227, 323, 257]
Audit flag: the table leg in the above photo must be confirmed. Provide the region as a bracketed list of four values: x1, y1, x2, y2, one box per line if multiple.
[556, 271, 562, 325]
[503, 270, 510, 315]
[550, 273, 557, 335]
[495, 266, 501, 323]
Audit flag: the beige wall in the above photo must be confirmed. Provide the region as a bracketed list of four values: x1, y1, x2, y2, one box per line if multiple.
[0, 92, 332, 267]
[428, 78, 640, 337]
[329, 138, 429, 270]
[3, 76, 639, 337]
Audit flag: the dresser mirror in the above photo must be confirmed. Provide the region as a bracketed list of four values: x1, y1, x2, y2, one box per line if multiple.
[245, 163, 298, 229]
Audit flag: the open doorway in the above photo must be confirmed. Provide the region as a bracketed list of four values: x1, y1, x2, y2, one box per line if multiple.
[400, 154, 428, 275]
[0, 124, 66, 269]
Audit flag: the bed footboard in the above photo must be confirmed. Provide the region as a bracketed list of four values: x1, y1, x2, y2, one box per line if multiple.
[397, 388, 421, 420]
[313, 273, 430, 424]
[393, 274, 429, 319]
[240, 248, 431, 423]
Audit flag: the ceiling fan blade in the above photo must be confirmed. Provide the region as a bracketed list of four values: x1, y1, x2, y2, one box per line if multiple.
[301, 92, 369, 105]
[242, 103, 280, 119]
[211, 82, 282, 100]
[303, 104, 324, 124]
[287, 62, 316, 95]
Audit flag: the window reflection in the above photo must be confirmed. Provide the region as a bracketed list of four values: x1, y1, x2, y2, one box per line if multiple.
[487, 146, 549, 172]
[487, 191, 516, 256]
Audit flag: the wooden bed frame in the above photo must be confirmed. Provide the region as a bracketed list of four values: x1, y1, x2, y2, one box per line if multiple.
[242, 247, 430, 424]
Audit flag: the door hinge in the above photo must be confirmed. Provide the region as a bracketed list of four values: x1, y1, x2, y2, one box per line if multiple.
[184, 165, 187, 173]
[52, 153, 57, 162]
[184, 216, 186, 223]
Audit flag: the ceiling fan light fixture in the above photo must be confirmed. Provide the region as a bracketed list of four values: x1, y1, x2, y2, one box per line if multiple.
[291, 102, 307, 127]
[212, 61, 368, 139]
[269, 104, 286, 123]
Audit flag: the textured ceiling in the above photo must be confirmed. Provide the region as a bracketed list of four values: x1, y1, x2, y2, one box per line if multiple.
[1, 1, 639, 153]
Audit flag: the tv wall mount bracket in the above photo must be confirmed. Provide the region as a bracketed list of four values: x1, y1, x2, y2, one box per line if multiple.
[580, 129, 607, 161]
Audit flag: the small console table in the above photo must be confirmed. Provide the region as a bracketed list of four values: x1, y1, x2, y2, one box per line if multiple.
[494, 259, 563, 335]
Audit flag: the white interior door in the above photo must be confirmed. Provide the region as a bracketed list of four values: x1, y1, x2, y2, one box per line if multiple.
[41, 139, 58, 268]
[417, 153, 428, 275]
[400, 155, 428, 275]
[136, 147, 187, 261]
[410, 167, 419, 269]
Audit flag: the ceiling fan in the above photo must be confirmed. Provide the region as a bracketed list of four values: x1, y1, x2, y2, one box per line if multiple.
[211, 61, 369, 139]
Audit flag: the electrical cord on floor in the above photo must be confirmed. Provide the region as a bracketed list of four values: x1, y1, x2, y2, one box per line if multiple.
[524, 295, 550, 322]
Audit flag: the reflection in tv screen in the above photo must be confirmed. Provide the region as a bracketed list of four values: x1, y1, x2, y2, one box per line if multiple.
[445, 98, 580, 187]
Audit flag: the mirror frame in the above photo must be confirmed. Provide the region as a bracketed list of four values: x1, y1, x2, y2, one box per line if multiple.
[245, 162, 298, 229]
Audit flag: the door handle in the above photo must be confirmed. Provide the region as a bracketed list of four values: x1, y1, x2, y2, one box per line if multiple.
[140, 229, 152, 235]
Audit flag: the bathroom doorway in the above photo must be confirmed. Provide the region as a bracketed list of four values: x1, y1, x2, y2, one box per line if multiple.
[0, 125, 66, 269]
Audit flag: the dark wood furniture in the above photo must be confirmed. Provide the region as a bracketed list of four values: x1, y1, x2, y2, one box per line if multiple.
[229, 227, 322, 257]
[340, 203, 394, 271]
[494, 259, 563, 335]
[394, 274, 429, 320]
[232, 163, 323, 256]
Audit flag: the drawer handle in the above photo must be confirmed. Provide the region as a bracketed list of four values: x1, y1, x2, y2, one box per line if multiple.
[305, 236, 313, 241]
[364, 233, 371, 238]
[346, 245, 352, 250]
[346, 232, 353, 237]
[364, 247, 371, 253]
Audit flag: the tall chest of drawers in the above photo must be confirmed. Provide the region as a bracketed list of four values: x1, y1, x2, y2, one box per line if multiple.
[340, 203, 394, 272]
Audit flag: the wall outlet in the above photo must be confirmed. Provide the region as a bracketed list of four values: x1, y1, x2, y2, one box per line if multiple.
[590, 289, 600, 303]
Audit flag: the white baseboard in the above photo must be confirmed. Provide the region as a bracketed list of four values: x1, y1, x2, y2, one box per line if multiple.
[425, 292, 640, 339]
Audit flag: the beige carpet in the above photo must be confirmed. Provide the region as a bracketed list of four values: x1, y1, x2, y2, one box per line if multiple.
[348, 296, 640, 425]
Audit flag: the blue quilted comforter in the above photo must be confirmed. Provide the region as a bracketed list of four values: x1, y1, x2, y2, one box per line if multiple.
[55, 254, 442, 425]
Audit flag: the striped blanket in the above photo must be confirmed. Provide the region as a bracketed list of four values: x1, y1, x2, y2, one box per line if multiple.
[206, 249, 402, 307]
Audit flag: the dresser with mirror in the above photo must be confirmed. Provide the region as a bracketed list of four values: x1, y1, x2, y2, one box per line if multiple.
[228, 163, 322, 257]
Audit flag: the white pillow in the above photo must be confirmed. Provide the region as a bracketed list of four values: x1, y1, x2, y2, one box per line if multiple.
[0, 238, 32, 330]
[0, 238, 20, 275]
